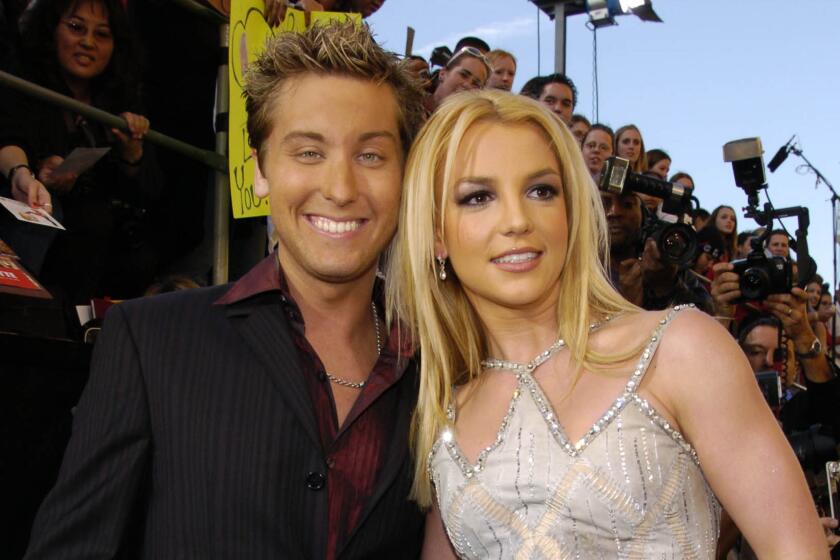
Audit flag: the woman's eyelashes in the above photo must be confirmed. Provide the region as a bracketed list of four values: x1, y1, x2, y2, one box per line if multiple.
[527, 183, 559, 200]
[457, 188, 494, 207]
[455, 183, 559, 207]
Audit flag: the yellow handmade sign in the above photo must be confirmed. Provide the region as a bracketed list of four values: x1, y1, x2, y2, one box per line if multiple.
[228, 4, 360, 218]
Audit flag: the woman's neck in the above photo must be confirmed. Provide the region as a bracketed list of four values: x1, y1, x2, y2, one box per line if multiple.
[472, 292, 562, 365]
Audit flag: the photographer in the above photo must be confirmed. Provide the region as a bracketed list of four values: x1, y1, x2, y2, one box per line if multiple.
[713, 263, 838, 429]
[726, 312, 840, 558]
[600, 189, 713, 313]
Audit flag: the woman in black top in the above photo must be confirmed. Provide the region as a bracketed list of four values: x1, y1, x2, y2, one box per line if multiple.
[0, 0, 162, 302]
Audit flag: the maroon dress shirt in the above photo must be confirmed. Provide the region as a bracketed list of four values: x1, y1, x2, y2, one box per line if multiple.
[216, 254, 412, 559]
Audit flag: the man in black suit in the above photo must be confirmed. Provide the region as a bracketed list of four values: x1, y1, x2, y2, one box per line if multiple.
[25, 22, 426, 559]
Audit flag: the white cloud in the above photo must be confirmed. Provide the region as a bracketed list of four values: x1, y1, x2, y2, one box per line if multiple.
[414, 17, 535, 57]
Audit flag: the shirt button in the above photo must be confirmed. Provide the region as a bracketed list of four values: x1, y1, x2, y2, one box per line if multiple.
[306, 471, 326, 491]
[326, 458, 336, 469]
[318, 371, 327, 382]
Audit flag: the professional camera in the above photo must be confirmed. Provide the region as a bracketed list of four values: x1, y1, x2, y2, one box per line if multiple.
[600, 157, 696, 266]
[730, 249, 792, 301]
[723, 137, 811, 300]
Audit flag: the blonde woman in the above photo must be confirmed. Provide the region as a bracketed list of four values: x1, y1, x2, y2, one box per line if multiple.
[614, 123, 648, 173]
[387, 90, 826, 558]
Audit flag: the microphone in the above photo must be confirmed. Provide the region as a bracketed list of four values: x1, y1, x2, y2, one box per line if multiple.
[767, 134, 795, 173]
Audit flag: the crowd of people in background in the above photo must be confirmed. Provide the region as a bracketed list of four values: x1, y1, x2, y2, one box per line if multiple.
[1, 1, 839, 555]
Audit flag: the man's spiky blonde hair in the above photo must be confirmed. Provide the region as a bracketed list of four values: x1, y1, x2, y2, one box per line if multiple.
[244, 21, 425, 157]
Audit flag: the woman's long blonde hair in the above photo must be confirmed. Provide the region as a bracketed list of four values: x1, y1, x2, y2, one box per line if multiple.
[614, 123, 648, 173]
[386, 90, 639, 508]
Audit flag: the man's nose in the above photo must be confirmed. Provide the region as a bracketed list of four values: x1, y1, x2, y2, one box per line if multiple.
[321, 156, 358, 206]
[765, 349, 775, 369]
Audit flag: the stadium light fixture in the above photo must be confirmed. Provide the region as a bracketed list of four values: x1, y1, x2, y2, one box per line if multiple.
[586, 0, 662, 28]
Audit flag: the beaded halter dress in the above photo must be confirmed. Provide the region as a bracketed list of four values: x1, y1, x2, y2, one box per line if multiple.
[428, 306, 721, 559]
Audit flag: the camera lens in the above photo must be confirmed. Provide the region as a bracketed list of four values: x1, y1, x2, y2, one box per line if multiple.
[658, 224, 697, 266]
[741, 267, 769, 300]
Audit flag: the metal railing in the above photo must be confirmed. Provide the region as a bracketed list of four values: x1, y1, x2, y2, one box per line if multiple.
[0, 0, 235, 284]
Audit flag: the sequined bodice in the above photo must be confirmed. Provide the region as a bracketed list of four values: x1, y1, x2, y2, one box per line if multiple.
[429, 307, 721, 559]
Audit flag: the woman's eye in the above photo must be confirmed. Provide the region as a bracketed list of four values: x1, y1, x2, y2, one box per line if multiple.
[458, 191, 493, 206]
[528, 184, 558, 200]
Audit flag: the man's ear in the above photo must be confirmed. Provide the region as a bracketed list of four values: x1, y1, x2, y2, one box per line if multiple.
[253, 149, 270, 199]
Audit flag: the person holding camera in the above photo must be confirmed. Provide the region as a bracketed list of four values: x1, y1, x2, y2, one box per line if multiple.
[601, 188, 714, 313]
[718, 313, 840, 558]
[712, 262, 834, 389]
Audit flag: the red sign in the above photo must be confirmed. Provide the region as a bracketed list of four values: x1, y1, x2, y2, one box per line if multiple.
[0, 256, 41, 290]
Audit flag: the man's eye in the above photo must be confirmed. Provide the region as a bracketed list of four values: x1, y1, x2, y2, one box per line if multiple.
[298, 150, 322, 160]
[359, 152, 382, 163]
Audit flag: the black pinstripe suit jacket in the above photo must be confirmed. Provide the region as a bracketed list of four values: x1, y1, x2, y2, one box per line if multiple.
[24, 285, 424, 559]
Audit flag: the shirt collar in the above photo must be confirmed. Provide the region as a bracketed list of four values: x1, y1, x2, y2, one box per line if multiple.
[214, 252, 282, 306]
[214, 252, 414, 359]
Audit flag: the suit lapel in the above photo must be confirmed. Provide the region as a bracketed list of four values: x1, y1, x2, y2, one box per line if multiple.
[226, 297, 322, 449]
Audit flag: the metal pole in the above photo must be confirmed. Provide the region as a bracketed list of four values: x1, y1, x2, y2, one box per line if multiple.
[212, 23, 231, 285]
[832, 195, 837, 366]
[554, 1, 567, 74]
[0, 70, 227, 173]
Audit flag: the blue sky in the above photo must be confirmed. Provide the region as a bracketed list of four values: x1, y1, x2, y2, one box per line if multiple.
[368, 0, 840, 285]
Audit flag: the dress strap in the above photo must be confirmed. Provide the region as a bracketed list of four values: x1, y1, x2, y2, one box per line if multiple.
[622, 305, 693, 395]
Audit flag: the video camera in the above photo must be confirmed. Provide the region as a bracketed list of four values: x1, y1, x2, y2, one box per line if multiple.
[600, 156, 697, 266]
[723, 138, 812, 301]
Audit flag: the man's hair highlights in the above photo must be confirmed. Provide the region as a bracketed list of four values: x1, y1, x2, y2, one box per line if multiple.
[243, 21, 425, 158]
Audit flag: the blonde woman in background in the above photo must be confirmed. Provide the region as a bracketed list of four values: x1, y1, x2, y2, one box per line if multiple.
[485, 49, 517, 92]
[614, 123, 648, 173]
[387, 90, 826, 559]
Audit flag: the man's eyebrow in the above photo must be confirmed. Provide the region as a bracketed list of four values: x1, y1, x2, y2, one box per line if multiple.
[358, 130, 398, 143]
[281, 131, 326, 143]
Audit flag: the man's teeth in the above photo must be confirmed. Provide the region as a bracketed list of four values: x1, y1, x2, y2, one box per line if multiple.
[494, 252, 539, 264]
[311, 216, 361, 234]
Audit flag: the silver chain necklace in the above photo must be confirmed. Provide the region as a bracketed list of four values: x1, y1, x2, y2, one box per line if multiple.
[481, 316, 611, 375]
[325, 301, 382, 389]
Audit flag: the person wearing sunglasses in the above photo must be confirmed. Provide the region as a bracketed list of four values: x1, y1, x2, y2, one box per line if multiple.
[429, 46, 490, 112]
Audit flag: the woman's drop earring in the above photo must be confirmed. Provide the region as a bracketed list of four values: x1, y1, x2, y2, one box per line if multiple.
[437, 256, 447, 281]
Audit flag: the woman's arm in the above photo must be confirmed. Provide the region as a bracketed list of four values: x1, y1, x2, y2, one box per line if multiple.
[653, 309, 827, 559]
[0, 145, 52, 211]
[421, 503, 458, 560]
